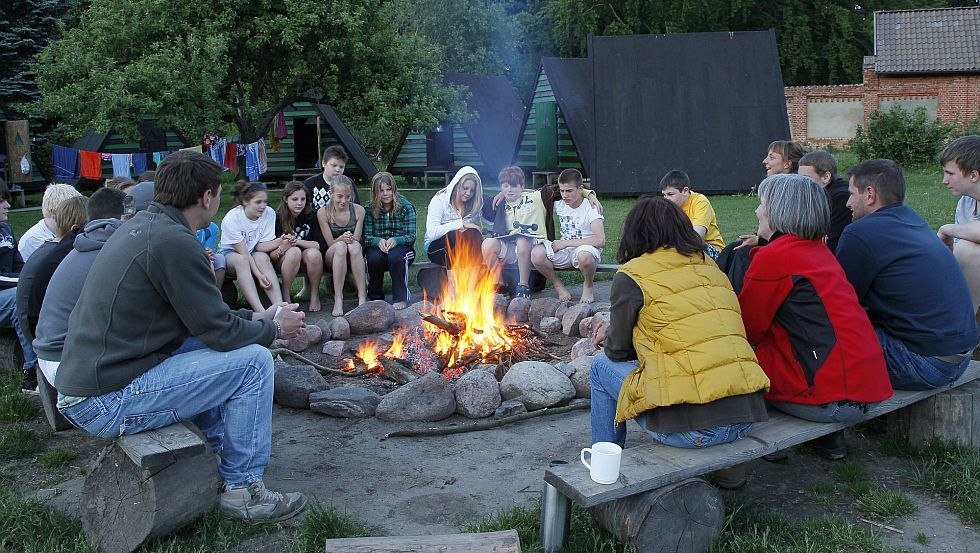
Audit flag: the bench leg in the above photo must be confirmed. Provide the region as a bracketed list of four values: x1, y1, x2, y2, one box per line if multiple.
[540, 480, 571, 552]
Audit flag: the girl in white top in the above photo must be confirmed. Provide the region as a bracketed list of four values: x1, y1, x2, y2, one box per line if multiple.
[316, 176, 367, 317]
[219, 181, 288, 312]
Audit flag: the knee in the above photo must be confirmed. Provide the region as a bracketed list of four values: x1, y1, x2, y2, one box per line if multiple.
[348, 242, 363, 256]
[530, 246, 548, 266]
[482, 239, 498, 256]
[578, 252, 597, 269]
[303, 248, 322, 266]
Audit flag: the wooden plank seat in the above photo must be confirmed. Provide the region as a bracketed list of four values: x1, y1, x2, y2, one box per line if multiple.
[541, 361, 980, 553]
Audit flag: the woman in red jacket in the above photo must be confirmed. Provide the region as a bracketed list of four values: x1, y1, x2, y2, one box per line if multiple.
[739, 173, 892, 459]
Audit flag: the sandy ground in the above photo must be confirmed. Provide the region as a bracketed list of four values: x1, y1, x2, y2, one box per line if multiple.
[32, 278, 980, 551]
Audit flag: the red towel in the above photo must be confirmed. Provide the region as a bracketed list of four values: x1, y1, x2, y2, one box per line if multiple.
[224, 143, 237, 171]
[79, 150, 103, 179]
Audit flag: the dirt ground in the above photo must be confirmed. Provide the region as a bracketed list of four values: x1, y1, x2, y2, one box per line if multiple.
[19, 280, 980, 551]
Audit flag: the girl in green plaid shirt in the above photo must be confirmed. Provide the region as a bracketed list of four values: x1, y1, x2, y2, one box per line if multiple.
[363, 173, 416, 309]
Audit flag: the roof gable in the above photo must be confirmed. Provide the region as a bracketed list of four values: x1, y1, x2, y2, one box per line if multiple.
[444, 73, 524, 177]
[875, 7, 980, 74]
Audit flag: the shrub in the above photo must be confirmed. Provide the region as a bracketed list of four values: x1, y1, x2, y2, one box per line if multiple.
[851, 105, 954, 166]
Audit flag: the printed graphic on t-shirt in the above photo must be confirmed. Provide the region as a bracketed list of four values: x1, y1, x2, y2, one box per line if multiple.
[293, 223, 312, 240]
[312, 186, 331, 211]
[559, 214, 586, 240]
[0, 234, 13, 252]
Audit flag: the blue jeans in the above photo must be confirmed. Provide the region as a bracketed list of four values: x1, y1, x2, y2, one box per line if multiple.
[59, 342, 273, 488]
[590, 352, 753, 448]
[0, 287, 37, 369]
[875, 328, 970, 391]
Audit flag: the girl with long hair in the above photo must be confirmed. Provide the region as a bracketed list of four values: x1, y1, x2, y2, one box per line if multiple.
[274, 181, 323, 312]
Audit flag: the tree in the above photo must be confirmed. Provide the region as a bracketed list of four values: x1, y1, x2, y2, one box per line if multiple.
[32, 0, 457, 156]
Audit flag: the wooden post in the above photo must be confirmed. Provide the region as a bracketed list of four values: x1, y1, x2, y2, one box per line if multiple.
[80, 422, 221, 553]
[316, 116, 322, 161]
[323, 530, 522, 552]
[36, 365, 73, 431]
[588, 478, 725, 553]
[886, 380, 980, 447]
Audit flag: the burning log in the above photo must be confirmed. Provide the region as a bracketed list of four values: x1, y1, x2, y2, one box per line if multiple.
[377, 356, 419, 385]
[419, 311, 461, 335]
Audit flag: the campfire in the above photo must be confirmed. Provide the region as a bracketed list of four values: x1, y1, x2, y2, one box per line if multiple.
[344, 244, 554, 380]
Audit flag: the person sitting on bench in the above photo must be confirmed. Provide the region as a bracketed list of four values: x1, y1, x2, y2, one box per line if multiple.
[424, 166, 485, 289]
[364, 172, 416, 310]
[56, 150, 308, 522]
[837, 159, 978, 390]
[589, 196, 769, 451]
[739, 174, 893, 460]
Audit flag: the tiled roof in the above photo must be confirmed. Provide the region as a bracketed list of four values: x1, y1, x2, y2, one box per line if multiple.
[875, 7, 980, 74]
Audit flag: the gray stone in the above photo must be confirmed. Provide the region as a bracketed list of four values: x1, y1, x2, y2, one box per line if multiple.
[562, 303, 595, 337]
[554, 301, 573, 321]
[321, 340, 346, 357]
[553, 362, 575, 378]
[345, 300, 395, 335]
[315, 319, 333, 341]
[286, 324, 322, 352]
[453, 370, 502, 418]
[274, 364, 329, 409]
[539, 316, 561, 334]
[570, 337, 598, 360]
[394, 304, 422, 329]
[375, 372, 456, 422]
[495, 399, 528, 419]
[494, 294, 510, 318]
[499, 360, 575, 410]
[578, 316, 593, 339]
[329, 317, 351, 340]
[569, 355, 594, 398]
[592, 301, 612, 313]
[506, 297, 532, 323]
[529, 297, 562, 327]
[309, 387, 382, 418]
[589, 312, 611, 337]
[472, 363, 498, 377]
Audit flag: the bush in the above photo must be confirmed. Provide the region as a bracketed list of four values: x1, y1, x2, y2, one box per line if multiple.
[851, 105, 954, 166]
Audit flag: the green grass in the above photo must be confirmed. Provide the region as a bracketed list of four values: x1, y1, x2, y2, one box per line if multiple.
[37, 450, 77, 469]
[914, 532, 930, 545]
[288, 501, 372, 553]
[0, 490, 95, 552]
[827, 461, 918, 518]
[0, 423, 44, 459]
[461, 500, 628, 553]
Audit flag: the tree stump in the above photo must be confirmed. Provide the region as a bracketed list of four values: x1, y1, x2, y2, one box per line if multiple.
[588, 478, 724, 553]
[36, 365, 73, 431]
[886, 380, 980, 447]
[81, 422, 221, 553]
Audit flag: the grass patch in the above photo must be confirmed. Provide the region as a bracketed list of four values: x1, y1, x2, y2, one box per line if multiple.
[855, 487, 917, 518]
[289, 501, 371, 553]
[0, 392, 40, 423]
[903, 438, 980, 524]
[914, 531, 930, 545]
[0, 424, 44, 459]
[809, 482, 839, 505]
[37, 450, 77, 469]
[139, 510, 279, 553]
[0, 490, 95, 552]
[461, 500, 628, 553]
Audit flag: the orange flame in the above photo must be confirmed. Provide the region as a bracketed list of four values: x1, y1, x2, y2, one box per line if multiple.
[386, 333, 405, 358]
[356, 339, 381, 372]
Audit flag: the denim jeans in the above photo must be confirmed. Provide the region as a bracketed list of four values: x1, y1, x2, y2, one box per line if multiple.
[590, 352, 753, 448]
[59, 342, 273, 488]
[0, 287, 36, 369]
[875, 328, 969, 391]
[769, 400, 873, 423]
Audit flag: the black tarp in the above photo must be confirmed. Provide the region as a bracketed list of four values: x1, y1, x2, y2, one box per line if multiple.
[540, 57, 596, 178]
[444, 73, 524, 179]
[312, 103, 379, 179]
[590, 31, 789, 195]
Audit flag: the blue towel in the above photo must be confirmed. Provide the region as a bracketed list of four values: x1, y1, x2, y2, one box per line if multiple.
[245, 142, 260, 181]
[52, 145, 79, 180]
[111, 154, 131, 177]
[132, 153, 148, 176]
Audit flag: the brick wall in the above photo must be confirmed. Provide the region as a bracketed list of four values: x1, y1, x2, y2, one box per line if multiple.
[785, 58, 980, 145]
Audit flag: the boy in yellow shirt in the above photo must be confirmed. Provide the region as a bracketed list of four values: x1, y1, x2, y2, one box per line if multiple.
[660, 170, 725, 259]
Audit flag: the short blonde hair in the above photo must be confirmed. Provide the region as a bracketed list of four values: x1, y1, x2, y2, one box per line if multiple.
[42, 183, 83, 218]
[54, 196, 88, 237]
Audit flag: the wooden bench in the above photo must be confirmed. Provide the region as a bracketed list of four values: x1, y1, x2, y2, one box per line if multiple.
[412, 261, 620, 274]
[323, 530, 521, 552]
[540, 362, 980, 553]
[80, 421, 221, 553]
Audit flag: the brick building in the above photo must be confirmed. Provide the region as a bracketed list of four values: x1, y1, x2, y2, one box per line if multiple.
[785, 6, 980, 144]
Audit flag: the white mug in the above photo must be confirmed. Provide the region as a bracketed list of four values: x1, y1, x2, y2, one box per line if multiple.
[580, 441, 622, 484]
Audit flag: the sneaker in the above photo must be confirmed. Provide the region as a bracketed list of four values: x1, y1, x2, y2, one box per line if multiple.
[514, 284, 531, 299]
[809, 431, 847, 461]
[710, 465, 747, 490]
[218, 480, 307, 522]
[20, 366, 39, 396]
[762, 451, 789, 462]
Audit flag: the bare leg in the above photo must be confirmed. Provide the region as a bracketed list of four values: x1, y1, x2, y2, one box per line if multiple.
[253, 252, 282, 305]
[515, 237, 533, 286]
[348, 242, 367, 305]
[327, 243, 349, 316]
[482, 238, 502, 270]
[954, 240, 980, 315]
[214, 267, 225, 287]
[302, 248, 323, 312]
[226, 252, 264, 312]
[531, 244, 571, 301]
[578, 251, 598, 304]
[278, 247, 303, 303]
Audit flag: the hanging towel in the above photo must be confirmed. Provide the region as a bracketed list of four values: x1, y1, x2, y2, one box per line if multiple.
[52, 145, 79, 180]
[275, 110, 288, 139]
[132, 153, 148, 175]
[111, 154, 132, 177]
[208, 138, 226, 167]
[79, 151, 103, 179]
[257, 138, 267, 174]
[245, 142, 261, 181]
[152, 151, 165, 166]
[180, 145, 203, 153]
[223, 143, 238, 171]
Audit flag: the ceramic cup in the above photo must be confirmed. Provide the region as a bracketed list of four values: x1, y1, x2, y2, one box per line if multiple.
[580, 441, 622, 484]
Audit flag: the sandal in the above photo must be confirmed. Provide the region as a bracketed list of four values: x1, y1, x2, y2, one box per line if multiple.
[514, 284, 531, 299]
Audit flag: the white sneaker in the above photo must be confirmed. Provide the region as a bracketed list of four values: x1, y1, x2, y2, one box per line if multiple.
[218, 480, 307, 522]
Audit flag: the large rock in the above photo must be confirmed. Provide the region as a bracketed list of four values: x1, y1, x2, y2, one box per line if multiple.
[562, 303, 594, 337]
[529, 297, 562, 327]
[570, 337, 598, 360]
[554, 301, 573, 322]
[495, 399, 528, 419]
[568, 355, 594, 398]
[539, 316, 561, 334]
[494, 294, 510, 318]
[499, 361, 575, 410]
[506, 297, 532, 324]
[328, 317, 351, 340]
[345, 300, 395, 335]
[274, 364, 329, 409]
[375, 372, 456, 422]
[453, 369, 502, 418]
[309, 387, 382, 418]
[314, 319, 333, 341]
